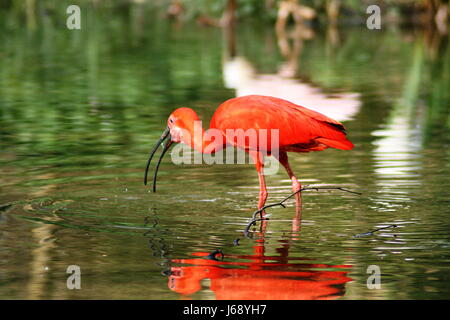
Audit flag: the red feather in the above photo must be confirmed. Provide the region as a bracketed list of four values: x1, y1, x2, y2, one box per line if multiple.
[211, 95, 353, 152]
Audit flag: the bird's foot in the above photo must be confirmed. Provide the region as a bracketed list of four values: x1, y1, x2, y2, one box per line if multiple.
[292, 180, 302, 193]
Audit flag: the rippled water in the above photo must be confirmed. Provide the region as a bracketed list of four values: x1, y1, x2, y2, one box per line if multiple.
[0, 12, 449, 299]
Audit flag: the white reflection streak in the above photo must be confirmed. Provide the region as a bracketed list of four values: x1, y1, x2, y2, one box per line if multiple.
[223, 56, 361, 122]
[371, 43, 424, 204]
[372, 118, 422, 178]
[372, 119, 423, 203]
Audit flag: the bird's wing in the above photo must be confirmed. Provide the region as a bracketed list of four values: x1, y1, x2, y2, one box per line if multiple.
[287, 102, 346, 132]
[254, 95, 353, 150]
[211, 95, 354, 151]
[282, 100, 354, 150]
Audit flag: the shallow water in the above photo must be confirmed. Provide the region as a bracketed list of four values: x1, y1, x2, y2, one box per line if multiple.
[0, 12, 449, 299]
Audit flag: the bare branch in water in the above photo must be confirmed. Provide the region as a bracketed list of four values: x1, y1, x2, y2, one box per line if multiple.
[244, 217, 270, 238]
[252, 185, 362, 220]
[353, 224, 397, 238]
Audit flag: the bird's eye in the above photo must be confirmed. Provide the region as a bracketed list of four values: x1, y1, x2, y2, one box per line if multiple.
[169, 118, 174, 123]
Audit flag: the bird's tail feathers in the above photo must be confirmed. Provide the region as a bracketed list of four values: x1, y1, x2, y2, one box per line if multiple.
[315, 137, 354, 150]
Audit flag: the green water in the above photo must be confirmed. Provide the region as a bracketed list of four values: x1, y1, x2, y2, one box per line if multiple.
[0, 11, 449, 300]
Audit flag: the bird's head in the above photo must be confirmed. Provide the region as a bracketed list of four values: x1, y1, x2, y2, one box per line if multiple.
[144, 107, 199, 192]
[167, 107, 200, 144]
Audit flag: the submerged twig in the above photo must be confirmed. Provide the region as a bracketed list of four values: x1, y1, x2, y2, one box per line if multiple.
[252, 185, 362, 220]
[244, 217, 270, 238]
[353, 224, 397, 238]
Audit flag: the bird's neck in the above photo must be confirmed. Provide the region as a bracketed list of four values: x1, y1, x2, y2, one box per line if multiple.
[185, 120, 224, 154]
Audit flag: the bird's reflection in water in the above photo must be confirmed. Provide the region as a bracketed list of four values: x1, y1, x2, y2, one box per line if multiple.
[168, 247, 352, 300]
[167, 202, 352, 300]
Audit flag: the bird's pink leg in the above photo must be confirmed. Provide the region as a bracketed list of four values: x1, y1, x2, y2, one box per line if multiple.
[277, 151, 302, 193]
[275, 151, 303, 217]
[249, 151, 268, 212]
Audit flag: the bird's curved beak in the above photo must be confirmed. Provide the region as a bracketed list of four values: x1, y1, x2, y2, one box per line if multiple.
[144, 127, 173, 192]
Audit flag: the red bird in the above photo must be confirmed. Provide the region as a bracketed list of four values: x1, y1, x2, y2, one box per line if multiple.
[145, 95, 353, 210]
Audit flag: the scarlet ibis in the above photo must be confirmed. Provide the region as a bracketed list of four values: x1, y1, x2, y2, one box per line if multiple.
[144, 95, 353, 209]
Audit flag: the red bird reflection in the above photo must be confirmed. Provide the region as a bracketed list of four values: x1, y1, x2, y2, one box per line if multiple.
[168, 245, 352, 300]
